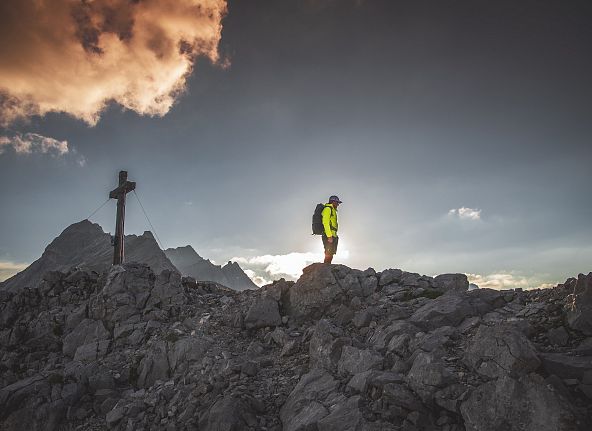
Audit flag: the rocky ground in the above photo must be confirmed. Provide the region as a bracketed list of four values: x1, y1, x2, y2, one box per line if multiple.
[0, 262, 591, 430]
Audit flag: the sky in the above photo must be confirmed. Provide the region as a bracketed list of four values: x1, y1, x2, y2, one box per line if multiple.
[1, 0, 591, 288]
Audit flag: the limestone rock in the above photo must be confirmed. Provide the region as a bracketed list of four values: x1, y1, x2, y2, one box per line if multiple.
[434, 273, 469, 292]
[244, 296, 281, 329]
[379, 269, 403, 287]
[547, 326, 570, 346]
[168, 337, 210, 372]
[407, 352, 455, 402]
[137, 340, 170, 388]
[409, 293, 475, 331]
[317, 395, 364, 431]
[338, 346, 383, 375]
[460, 373, 578, 431]
[280, 369, 340, 431]
[199, 395, 259, 431]
[288, 263, 341, 320]
[464, 324, 541, 379]
[540, 353, 592, 380]
[309, 319, 351, 372]
[63, 318, 110, 358]
[566, 273, 592, 335]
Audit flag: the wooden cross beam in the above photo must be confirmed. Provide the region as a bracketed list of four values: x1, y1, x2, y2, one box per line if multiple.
[109, 170, 136, 265]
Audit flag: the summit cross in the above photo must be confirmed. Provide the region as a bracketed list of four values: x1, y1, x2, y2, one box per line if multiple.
[109, 170, 136, 265]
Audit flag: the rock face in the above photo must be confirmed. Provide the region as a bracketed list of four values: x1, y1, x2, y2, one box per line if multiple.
[566, 273, 592, 335]
[463, 324, 541, 378]
[165, 245, 256, 291]
[0, 262, 591, 430]
[460, 373, 578, 431]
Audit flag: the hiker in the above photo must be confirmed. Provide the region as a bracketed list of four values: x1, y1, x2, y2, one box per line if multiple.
[321, 195, 342, 264]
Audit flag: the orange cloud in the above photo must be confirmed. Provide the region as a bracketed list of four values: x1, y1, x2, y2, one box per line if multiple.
[0, 0, 227, 126]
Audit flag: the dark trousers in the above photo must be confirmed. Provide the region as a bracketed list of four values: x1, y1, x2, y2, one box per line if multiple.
[322, 235, 338, 264]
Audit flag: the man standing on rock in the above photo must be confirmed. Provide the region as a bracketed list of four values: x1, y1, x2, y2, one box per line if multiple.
[322, 195, 342, 264]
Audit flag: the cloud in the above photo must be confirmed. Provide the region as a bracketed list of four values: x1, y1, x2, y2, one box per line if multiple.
[233, 245, 350, 286]
[467, 272, 554, 290]
[243, 269, 271, 287]
[0, 133, 69, 156]
[76, 155, 87, 167]
[0, 0, 228, 126]
[448, 207, 482, 221]
[0, 261, 29, 282]
[233, 252, 323, 280]
[0, 132, 88, 165]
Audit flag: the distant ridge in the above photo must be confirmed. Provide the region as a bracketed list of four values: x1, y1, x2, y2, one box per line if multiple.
[165, 245, 256, 291]
[1, 220, 255, 291]
[0, 220, 177, 291]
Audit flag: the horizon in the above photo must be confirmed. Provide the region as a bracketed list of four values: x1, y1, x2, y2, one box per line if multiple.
[0, 216, 576, 290]
[1, 0, 591, 289]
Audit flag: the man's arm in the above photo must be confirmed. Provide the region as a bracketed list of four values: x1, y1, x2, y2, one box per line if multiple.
[322, 206, 333, 239]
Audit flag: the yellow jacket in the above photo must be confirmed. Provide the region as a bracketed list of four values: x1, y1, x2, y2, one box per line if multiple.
[321, 204, 338, 237]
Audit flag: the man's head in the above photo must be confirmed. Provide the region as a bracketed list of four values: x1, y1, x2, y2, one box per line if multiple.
[329, 195, 342, 208]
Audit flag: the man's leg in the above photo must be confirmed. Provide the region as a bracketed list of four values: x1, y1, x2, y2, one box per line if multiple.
[322, 235, 333, 264]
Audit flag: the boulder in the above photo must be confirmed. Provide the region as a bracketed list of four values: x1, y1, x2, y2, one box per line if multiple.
[352, 310, 373, 328]
[379, 269, 403, 287]
[317, 395, 364, 431]
[280, 369, 340, 431]
[347, 370, 404, 394]
[288, 263, 342, 320]
[464, 324, 540, 379]
[434, 383, 470, 413]
[0, 375, 49, 419]
[360, 275, 378, 297]
[199, 395, 259, 431]
[409, 293, 475, 331]
[137, 340, 170, 388]
[540, 353, 592, 380]
[63, 319, 110, 358]
[338, 272, 364, 297]
[547, 326, 569, 346]
[92, 264, 155, 324]
[338, 346, 383, 375]
[434, 273, 469, 292]
[309, 319, 351, 372]
[566, 273, 592, 335]
[168, 337, 210, 372]
[145, 269, 185, 310]
[369, 321, 420, 352]
[406, 352, 455, 402]
[460, 373, 578, 431]
[73, 339, 110, 362]
[411, 326, 455, 354]
[382, 382, 425, 412]
[334, 304, 355, 326]
[575, 338, 592, 355]
[244, 297, 281, 329]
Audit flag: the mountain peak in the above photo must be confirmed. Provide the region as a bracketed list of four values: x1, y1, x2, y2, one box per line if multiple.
[164, 248, 255, 290]
[61, 219, 105, 236]
[2, 221, 177, 291]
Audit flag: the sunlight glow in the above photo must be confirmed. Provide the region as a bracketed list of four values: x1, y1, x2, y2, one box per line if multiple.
[233, 238, 350, 283]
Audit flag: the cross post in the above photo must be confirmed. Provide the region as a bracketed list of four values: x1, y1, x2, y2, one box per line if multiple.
[109, 170, 136, 265]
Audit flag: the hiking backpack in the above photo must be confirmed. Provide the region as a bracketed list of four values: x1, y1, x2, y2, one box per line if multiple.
[312, 203, 328, 235]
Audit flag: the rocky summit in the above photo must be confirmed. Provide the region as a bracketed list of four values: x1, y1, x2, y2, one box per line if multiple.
[0, 262, 591, 431]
